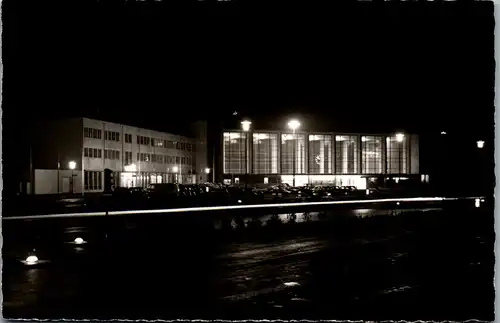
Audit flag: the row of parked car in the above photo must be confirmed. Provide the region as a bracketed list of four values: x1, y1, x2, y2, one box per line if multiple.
[107, 183, 368, 209]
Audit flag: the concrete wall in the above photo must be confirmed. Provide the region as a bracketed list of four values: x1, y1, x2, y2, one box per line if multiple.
[34, 169, 83, 195]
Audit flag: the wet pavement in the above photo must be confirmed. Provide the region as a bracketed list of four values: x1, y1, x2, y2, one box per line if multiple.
[2, 202, 494, 321]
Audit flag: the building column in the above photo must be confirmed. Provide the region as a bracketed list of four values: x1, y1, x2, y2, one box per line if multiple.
[342, 141, 348, 174]
[407, 135, 411, 175]
[382, 136, 388, 174]
[327, 141, 332, 174]
[296, 137, 302, 174]
[319, 140, 325, 174]
[277, 133, 281, 174]
[332, 135, 336, 174]
[357, 136, 362, 174]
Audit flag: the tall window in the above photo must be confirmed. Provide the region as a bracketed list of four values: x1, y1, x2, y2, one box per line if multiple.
[84, 127, 102, 139]
[387, 135, 408, 174]
[84, 171, 102, 191]
[361, 136, 383, 174]
[281, 133, 306, 174]
[410, 135, 419, 174]
[124, 151, 133, 165]
[308, 134, 332, 174]
[335, 135, 358, 174]
[253, 133, 278, 174]
[223, 132, 247, 174]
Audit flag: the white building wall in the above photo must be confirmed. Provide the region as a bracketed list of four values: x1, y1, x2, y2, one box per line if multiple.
[33, 118, 206, 194]
[34, 169, 83, 195]
[81, 118, 201, 187]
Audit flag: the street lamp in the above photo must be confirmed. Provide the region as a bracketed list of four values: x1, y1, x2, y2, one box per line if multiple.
[172, 166, 179, 183]
[241, 120, 251, 132]
[477, 140, 485, 149]
[204, 167, 212, 183]
[68, 161, 76, 194]
[241, 120, 252, 189]
[287, 119, 301, 187]
[394, 133, 405, 173]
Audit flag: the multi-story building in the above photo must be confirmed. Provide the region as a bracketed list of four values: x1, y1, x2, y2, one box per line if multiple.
[221, 128, 421, 189]
[31, 117, 208, 195]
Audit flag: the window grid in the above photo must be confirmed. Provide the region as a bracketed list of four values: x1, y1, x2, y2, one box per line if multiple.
[335, 135, 358, 174]
[124, 151, 133, 165]
[84, 147, 102, 159]
[104, 131, 120, 142]
[281, 133, 306, 174]
[386, 136, 408, 174]
[84, 171, 102, 191]
[361, 136, 383, 174]
[84, 127, 102, 139]
[104, 149, 120, 160]
[308, 134, 332, 174]
[223, 132, 247, 174]
[252, 133, 278, 174]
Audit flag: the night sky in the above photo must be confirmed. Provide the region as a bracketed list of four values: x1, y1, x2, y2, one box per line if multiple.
[4, 1, 494, 136]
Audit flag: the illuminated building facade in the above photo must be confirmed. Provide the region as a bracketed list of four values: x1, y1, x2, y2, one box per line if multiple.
[30, 118, 209, 194]
[222, 130, 420, 189]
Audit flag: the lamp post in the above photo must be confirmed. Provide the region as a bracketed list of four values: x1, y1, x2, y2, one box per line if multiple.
[68, 161, 76, 194]
[241, 120, 252, 190]
[395, 133, 405, 173]
[204, 167, 210, 183]
[287, 120, 301, 187]
[173, 166, 179, 184]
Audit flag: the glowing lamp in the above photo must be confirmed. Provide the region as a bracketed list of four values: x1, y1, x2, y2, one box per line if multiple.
[241, 120, 252, 132]
[26, 255, 39, 265]
[287, 120, 301, 131]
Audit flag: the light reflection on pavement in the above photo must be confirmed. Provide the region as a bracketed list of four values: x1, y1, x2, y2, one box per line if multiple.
[2, 205, 494, 320]
[216, 237, 323, 302]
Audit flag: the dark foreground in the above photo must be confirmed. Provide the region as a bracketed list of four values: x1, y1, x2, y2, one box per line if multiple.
[3, 200, 494, 321]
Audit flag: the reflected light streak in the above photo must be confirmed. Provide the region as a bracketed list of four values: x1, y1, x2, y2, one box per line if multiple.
[4, 196, 484, 221]
[25, 255, 39, 265]
[74, 237, 85, 245]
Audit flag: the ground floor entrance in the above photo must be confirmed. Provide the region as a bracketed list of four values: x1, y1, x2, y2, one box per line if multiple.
[120, 172, 196, 188]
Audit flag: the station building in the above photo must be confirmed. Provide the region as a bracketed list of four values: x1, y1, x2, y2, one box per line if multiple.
[30, 117, 209, 195]
[221, 129, 421, 189]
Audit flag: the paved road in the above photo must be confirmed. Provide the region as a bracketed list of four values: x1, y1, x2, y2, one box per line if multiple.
[3, 205, 494, 321]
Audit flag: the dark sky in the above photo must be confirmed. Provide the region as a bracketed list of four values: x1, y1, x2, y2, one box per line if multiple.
[4, 0, 495, 136]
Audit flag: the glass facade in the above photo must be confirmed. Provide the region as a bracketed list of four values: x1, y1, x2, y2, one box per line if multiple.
[386, 135, 408, 174]
[361, 136, 383, 174]
[410, 135, 420, 174]
[281, 133, 306, 174]
[335, 135, 358, 174]
[222, 130, 419, 178]
[223, 132, 247, 174]
[308, 134, 333, 174]
[253, 133, 279, 174]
